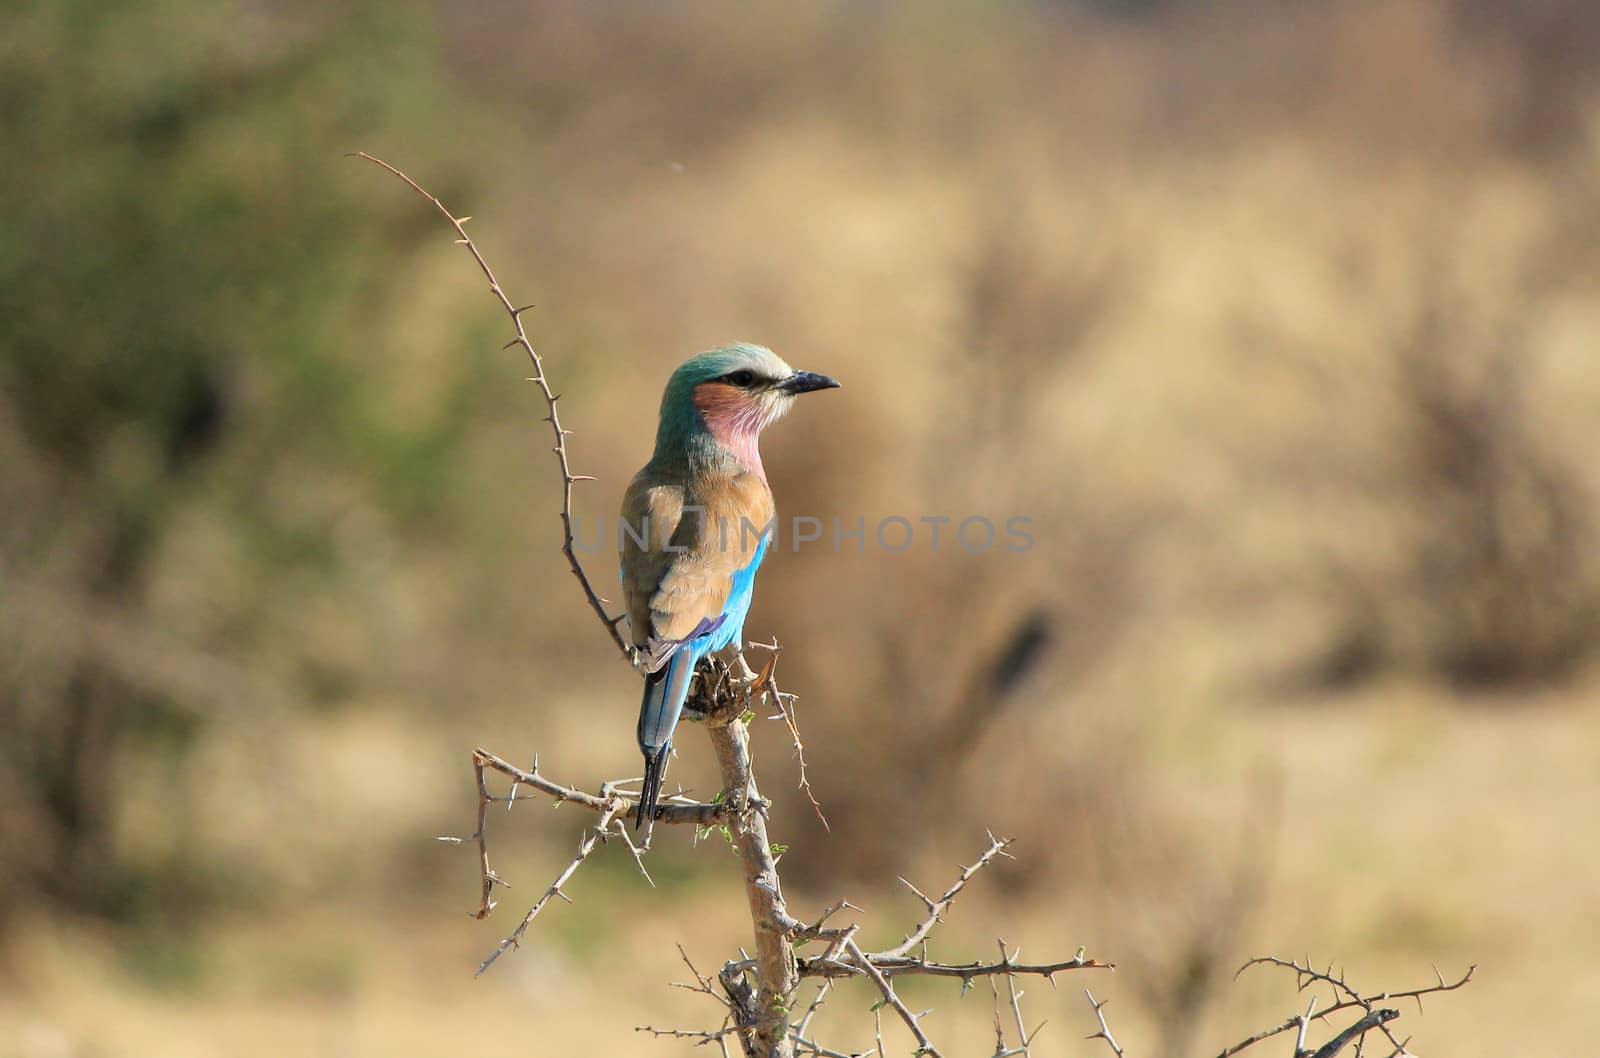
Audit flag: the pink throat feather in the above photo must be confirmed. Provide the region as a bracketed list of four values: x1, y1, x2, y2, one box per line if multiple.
[693, 382, 769, 481]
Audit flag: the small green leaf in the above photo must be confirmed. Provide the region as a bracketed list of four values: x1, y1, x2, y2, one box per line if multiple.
[738, 708, 756, 724]
[769, 843, 789, 855]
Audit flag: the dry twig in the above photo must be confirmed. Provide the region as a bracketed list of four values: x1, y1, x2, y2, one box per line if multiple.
[1214, 957, 1474, 1058]
[784, 840, 1105, 1056]
[353, 152, 630, 660]
[843, 935, 942, 1058]
[747, 640, 829, 829]
[799, 952, 1111, 983]
[476, 802, 623, 976]
[997, 939, 1044, 1052]
[1309, 1008, 1400, 1058]
[660, 833, 1109, 1057]
[1084, 989, 1126, 1058]
[453, 748, 732, 939]
[876, 833, 1014, 960]
[472, 747, 731, 826]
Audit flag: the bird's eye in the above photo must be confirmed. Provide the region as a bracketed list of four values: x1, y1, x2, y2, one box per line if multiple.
[725, 370, 756, 387]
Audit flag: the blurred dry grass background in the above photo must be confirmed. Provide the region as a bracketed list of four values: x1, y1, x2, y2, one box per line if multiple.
[3, 1, 1599, 1055]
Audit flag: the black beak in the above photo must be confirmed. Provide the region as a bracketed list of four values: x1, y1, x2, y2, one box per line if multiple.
[777, 370, 841, 395]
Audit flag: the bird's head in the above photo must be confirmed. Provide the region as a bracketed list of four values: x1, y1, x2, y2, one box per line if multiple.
[656, 343, 839, 473]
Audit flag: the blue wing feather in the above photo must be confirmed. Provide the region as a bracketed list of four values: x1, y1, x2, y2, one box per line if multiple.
[633, 532, 770, 828]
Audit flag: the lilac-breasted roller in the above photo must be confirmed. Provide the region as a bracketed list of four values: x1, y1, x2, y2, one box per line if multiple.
[621, 343, 839, 831]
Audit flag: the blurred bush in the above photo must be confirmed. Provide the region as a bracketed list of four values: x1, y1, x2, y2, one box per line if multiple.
[0, 0, 484, 920]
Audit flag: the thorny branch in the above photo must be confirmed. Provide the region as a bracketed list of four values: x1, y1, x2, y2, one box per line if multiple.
[466, 743, 1112, 1056]
[1309, 1009, 1400, 1058]
[441, 742, 732, 934]
[747, 640, 828, 830]
[471, 747, 732, 828]
[879, 832, 1016, 959]
[353, 151, 631, 660]
[695, 834, 1110, 1058]
[1084, 990, 1125, 1058]
[843, 935, 942, 1058]
[701, 687, 803, 1057]
[998, 940, 1045, 1054]
[639, 948, 744, 1058]
[1213, 957, 1474, 1058]
[474, 801, 624, 976]
[797, 952, 1113, 983]
[1079, 954, 1466, 1058]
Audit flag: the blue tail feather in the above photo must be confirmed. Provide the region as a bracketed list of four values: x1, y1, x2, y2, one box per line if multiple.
[636, 649, 695, 831]
[638, 742, 670, 832]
